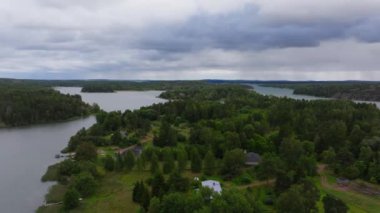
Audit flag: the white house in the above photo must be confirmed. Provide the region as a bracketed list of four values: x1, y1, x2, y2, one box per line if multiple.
[201, 180, 222, 194]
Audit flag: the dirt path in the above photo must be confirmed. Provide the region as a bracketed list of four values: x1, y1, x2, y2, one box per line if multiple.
[117, 133, 153, 155]
[318, 164, 328, 187]
[317, 164, 349, 192]
[236, 179, 275, 189]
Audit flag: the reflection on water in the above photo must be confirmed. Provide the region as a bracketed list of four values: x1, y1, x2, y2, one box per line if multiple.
[55, 87, 166, 112]
[0, 117, 95, 213]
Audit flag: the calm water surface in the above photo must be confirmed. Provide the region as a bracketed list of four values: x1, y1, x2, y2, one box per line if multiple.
[55, 87, 166, 112]
[0, 88, 165, 213]
[250, 84, 380, 109]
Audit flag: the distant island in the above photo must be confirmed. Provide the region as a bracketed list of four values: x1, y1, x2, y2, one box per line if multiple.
[81, 84, 115, 93]
[0, 80, 94, 127]
[79, 81, 212, 93]
[260, 82, 380, 102]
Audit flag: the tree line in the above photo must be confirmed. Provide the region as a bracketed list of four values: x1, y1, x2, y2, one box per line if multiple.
[265, 82, 380, 102]
[0, 83, 93, 127]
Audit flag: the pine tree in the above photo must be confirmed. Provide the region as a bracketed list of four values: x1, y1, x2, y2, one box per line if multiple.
[63, 188, 80, 210]
[136, 156, 146, 171]
[150, 153, 160, 174]
[154, 121, 177, 147]
[203, 150, 216, 176]
[125, 150, 135, 171]
[116, 153, 125, 171]
[148, 197, 161, 213]
[141, 184, 151, 210]
[177, 148, 188, 173]
[104, 155, 115, 171]
[191, 149, 202, 173]
[167, 170, 190, 192]
[163, 149, 175, 174]
[151, 171, 166, 198]
[323, 194, 348, 213]
[133, 181, 142, 203]
[133, 181, 150, 210]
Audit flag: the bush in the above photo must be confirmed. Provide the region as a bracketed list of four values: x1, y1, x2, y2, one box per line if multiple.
[41, 164, 60, 182]
[75, 142, 97, 161]
[233, 172, 253, 185]
[73, 172, 97, 197]
[104, 155, 116, 171]
[58, 160, 81, 177]
[177, 133, 187, 142]
[45, 184, 68, 204]
[79, 161, 103, 178]
[323, 194, 348, 213]
[63, 188, 80, 210]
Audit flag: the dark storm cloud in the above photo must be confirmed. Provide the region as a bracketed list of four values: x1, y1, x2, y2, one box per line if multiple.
[0, 0, 380, 80]
[136, 6, 380, 54]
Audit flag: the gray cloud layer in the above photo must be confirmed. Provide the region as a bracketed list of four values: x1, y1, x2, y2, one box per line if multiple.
[0, 0, 380, 80]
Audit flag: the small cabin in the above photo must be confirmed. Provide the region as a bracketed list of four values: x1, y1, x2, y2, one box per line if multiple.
[245, 152, 261, 166]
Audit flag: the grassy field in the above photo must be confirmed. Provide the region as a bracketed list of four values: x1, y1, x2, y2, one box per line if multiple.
[41, 164, 60, 182]
[70, 171, 144, 213]
[316, 165, 380, 213]
[37, 163, 270, 213]
[37, 170, 146, 213]
[45, 184, 68, 204]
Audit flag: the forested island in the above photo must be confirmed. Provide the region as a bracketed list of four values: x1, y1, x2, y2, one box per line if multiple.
[263, 82, 380, 102]
[38, 83, 380, 213]
[79, 81, 221, 93]
[0, 81, 93, 127]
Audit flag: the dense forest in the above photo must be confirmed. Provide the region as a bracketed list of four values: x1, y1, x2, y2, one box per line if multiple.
[0, 82, 93, 127]
[80, 81, 216, 93]
[264, 82, 380, 101]
[0, 78, 217, 93]
[39, 83, 380, 212]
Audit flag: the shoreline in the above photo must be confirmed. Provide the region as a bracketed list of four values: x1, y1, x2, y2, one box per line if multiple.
[0, 114, 94, 130]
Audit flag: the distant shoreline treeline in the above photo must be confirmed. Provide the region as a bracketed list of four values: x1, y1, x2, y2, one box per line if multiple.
[0, 82, 94, 127]
[262, 82, 380, 102]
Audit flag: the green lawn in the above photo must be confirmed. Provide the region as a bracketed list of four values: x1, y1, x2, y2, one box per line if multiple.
[45, 184, 68, 204]
[36, 204, 62, 213]
[315, 169, 380, 213]
[69, 170, 152, 213]
[41, 164, 60, 182]
[37, 170, 145, 213]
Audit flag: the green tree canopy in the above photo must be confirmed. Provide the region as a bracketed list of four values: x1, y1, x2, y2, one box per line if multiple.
[75, 142, 97, 162]
[221, 148, 245, 178]
[63, 188, 80, 210]
[323, 194, 348, 213]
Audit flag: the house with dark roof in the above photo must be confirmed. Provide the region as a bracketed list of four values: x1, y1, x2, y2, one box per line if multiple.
[245, 152, 261, 166]
[131, 145, 143, 156]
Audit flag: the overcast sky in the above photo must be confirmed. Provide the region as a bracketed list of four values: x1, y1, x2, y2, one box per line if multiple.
[1, 0, 380, 80]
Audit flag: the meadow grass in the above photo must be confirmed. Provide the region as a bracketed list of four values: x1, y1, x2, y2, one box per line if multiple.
[315, 170, 380, 213]
[45, 184, 68, 204]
